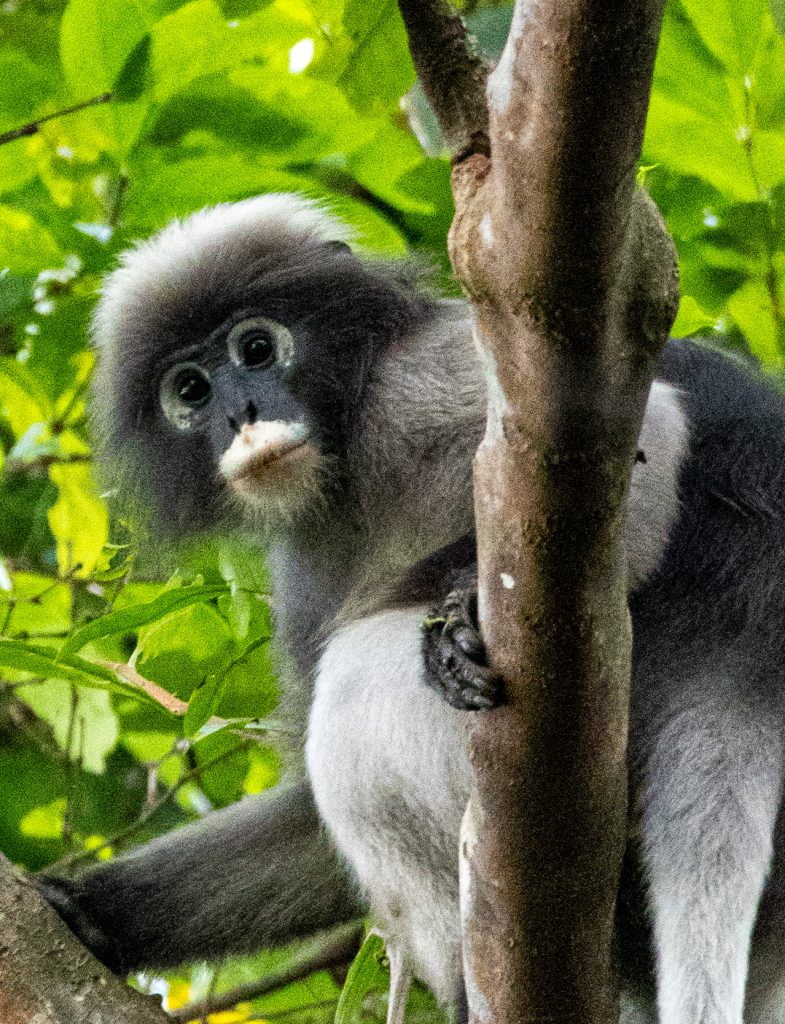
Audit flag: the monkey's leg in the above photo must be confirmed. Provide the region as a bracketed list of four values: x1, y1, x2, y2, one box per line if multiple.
[38, 780, 364, 972]
[639, 700, 783, 1024]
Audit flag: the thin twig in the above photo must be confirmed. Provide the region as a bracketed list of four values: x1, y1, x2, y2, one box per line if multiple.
[6, 453, 93, 474]
[61, 685, 79, 850]
[45, 741, 248, 872]
[0, 93, 112, 147]
[742, 87, 784, 345]
[107, 173, 129, 229]
[0, 599, 16, 636]
[94, 658, 227, 724]
[170, 922, 365, 1023]
[397, 0, 490, 161]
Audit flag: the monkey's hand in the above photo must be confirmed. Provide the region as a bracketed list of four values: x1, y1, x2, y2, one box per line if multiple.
[421, 589, 503, 711]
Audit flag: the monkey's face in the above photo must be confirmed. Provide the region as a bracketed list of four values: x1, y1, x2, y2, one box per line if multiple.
[92, 196, 435, 537]
[156, 310, 331, 526]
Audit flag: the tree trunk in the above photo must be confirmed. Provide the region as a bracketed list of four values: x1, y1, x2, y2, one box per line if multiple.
[0, 855, 170, 1024]
[398, 2, 678, 1022]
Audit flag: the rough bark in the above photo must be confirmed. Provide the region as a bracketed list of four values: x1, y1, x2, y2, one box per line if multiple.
[397, 0, 489, 160]
[0, 854, 170, 1024]
[399, 2, 678, 1023]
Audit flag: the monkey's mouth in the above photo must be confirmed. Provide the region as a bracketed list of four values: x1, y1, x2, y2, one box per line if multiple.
[219, 420, 314, 490]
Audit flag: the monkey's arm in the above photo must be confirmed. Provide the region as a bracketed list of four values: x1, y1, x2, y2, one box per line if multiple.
[38, 780, 364, 973]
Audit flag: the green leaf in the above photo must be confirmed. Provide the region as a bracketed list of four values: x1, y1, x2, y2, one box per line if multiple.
[218, 637, 277, 719]
[644, 102, 757, 202]
[183, 672, 226, 735]
[680, 0, 767, 74]
[18, 680, 119, 773]
[113, 32, 152, 101]
[0, 207, 63, 275]
[335, 932, 389, 1024]
[0, 48, 56, 127]
[216, 67, 380, 161]
[60, 583, 227, 655]
[672, 295, 720, 336]
[0, 358, 53, 436]
[0, 49, 55, 194]
[348, 124, 437, 214]
[59, 0, 149, 95]
[727, 277, 785, 364]
[135, 602, 234, 700]
[59, 0, 151, 152]
[301, 0, 344, 21]
[652, 3, 735, 125]
[0, 638, 126, 691]
[750, 27, 785, 130]
[150, 0, 247, 101]
[124, 152, 322, 229]
[338, 0, 415, 112]
[772, 0, 785, 34]
[191, 728, 248, 805]
[19, 798, 67, 839]
[0, 572, 72, 637]
[324, 193, 409, 254]
[48, 463, 109, 577]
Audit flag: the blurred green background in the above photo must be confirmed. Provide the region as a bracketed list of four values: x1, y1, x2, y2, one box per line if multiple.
[0, 0, 784, 1018]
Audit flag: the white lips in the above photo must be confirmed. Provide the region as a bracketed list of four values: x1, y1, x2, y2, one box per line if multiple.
[219, 420, 311, 482]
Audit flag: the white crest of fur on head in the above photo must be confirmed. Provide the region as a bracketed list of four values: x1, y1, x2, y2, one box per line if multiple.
[92, 194, 351, 352]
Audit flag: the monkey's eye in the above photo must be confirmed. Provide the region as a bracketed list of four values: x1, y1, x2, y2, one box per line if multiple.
[227, 317, 294, 371]
[160, 362, 212, 430]
[175, 367, 212, 406]
[241, 332, 274, 368]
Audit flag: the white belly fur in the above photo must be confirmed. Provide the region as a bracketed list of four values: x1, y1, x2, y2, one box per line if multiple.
[306, 606, 472, 1001]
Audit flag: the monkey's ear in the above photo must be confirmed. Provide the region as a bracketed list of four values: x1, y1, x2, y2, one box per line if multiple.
[322, 239, 355, 257]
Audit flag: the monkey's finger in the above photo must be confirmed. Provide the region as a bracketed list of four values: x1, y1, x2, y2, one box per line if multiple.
[452, 625, 487, 662]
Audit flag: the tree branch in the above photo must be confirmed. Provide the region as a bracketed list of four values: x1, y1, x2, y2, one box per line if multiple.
[47, 740, 249, 872]
[397, 0, 490, 161]
[94, 658, 228, 724]
[401, 0, 678, 1021]
[170, 921, 364, 1022]
[0, 94, 112, 147]
[0, 855, 169, 1023]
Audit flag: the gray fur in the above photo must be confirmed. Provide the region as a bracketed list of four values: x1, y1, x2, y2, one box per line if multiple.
[39, 197, 785, 1024]
[640, 701, 783, 1024]
[40, 782, 363, 973]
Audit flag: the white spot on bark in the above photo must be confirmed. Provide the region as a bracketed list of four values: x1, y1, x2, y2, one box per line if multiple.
[472, 325, 511, 447]
[479, 212, 494, 248]
[500, 573, 515, 589]
[477, 580, 489, 629]
[484, 361, 511, 447]
[486, 2, 532, 113]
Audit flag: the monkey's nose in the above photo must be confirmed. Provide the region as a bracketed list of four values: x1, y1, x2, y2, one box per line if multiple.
[228, 401, 259, 435]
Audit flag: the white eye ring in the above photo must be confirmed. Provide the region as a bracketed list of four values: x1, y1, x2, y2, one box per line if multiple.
[159, 361, 212, 431]
[227, 317, 295, 371]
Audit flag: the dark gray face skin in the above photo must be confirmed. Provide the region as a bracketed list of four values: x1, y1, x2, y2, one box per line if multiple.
[39, 195, 785, 1024]
[157, 311, 305, 462]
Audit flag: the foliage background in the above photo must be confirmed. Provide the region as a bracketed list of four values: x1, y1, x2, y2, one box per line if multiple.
[0, 0, 784, 1018]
